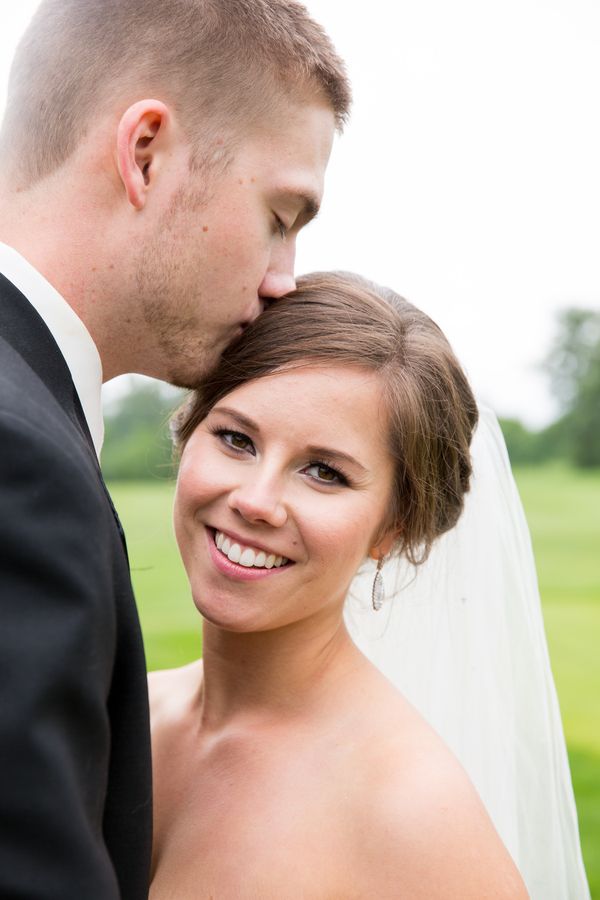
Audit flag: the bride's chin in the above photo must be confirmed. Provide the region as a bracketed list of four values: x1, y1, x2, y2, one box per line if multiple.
[192, 593, 269, 634]
[200, 612, 257, 633]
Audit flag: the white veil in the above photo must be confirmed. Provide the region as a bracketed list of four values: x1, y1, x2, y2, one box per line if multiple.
[344, 404, 590, 900]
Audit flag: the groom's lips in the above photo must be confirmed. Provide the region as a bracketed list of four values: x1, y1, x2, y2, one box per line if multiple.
[246, 299, 268, 323]
[235, 310, 259, 335]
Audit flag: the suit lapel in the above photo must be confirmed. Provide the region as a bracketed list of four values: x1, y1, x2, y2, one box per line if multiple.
[0, 273, 94, 448]
[0, 273, 129, 560]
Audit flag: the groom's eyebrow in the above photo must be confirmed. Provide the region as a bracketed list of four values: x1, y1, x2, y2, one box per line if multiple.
[279, 188, 321, 225]
[297, 192, 320, 223]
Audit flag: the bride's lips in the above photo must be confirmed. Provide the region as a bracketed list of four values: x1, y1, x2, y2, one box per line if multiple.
[205, 527, 294, 582]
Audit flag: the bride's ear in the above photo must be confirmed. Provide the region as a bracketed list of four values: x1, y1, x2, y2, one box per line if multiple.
[368, 531, 397, 561]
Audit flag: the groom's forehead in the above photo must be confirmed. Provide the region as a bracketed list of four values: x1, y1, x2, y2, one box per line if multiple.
[219, 97, 335, 191]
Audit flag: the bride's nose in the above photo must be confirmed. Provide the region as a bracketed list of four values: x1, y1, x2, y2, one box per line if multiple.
[227, 473, 288, 528]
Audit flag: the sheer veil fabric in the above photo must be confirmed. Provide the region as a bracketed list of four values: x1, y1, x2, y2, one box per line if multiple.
[345, 405, 590, 899]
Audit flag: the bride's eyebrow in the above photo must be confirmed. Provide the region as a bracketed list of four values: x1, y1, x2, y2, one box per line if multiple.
[211, 407, 259, 432]
[306, 445, 367, 474]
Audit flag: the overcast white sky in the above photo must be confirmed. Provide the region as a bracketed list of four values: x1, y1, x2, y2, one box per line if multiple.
[2, 0, 599, 425]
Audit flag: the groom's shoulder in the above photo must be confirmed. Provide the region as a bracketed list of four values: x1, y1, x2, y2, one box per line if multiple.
[1, 333, 63, 429]
[0, 334, 92, 470]
[0, 337, 110, 543]
[1, 332, 41, 398]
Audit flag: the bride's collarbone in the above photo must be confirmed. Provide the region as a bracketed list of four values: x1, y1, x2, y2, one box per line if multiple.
[154, 687, 430, 853]
[151, 677, 502, 898]
[153, 659, 427, 805]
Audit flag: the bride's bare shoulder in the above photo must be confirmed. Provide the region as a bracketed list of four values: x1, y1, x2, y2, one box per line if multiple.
[148, 659, 202, 729]
[349, 688, 528, 899]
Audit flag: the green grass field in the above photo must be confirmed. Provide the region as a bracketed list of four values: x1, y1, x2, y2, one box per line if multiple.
[511, 466, 600, 896]
[109, 464, 600, 896]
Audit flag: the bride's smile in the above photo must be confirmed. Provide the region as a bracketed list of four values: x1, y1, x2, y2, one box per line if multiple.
[205, 526, 294, 581]
[213, 528, 291, 568]
[173, 364, 396, 632]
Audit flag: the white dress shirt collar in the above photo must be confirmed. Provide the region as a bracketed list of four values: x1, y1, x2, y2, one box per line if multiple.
[0, 241, 104, 458]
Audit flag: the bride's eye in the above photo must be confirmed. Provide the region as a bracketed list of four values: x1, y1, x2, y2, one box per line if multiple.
[212, 428, 255, 454]
[303, 461, 348, 486]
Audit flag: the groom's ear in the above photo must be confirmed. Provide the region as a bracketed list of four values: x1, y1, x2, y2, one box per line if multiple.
[116, 99, 173, 210]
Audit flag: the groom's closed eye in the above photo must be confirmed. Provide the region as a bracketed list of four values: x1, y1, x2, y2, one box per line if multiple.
[275, 189, 321, 231]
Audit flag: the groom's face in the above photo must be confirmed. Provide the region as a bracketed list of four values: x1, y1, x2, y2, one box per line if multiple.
[134, 98, 335, 387]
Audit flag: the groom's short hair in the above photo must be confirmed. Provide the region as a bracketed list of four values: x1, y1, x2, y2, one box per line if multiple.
[1, 0, 350, 187]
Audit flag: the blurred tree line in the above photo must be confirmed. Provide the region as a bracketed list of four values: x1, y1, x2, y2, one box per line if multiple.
[100, 307, 600, 480]
[101, 380, 184, 481]
[500, 307, 600, 468]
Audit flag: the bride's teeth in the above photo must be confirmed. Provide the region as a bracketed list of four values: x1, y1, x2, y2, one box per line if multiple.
[227, 543, 242, 564]
[239, 547, 256, 567]
[214, 531, 289, 569]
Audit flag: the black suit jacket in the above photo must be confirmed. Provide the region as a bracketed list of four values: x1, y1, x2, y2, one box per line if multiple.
[0, 274, 152, 898]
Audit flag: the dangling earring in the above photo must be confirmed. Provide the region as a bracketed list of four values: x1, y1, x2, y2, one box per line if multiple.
[372, 557, 385, 611]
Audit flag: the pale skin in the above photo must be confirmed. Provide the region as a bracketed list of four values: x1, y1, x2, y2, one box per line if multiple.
[150, 365, 529, 899]
[0, 93, 334, 385]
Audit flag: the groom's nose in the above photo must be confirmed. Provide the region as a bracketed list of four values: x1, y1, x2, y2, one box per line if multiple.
[259, 242, 296, 299]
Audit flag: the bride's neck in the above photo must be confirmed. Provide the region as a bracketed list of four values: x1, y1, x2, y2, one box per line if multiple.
[197, 610, 362, 730]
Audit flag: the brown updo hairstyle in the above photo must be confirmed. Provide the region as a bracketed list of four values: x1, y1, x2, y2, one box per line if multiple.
[172, 272, 479, 566]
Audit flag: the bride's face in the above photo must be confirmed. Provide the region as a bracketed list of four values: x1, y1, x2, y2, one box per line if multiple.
[174, 364, 396, 632]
